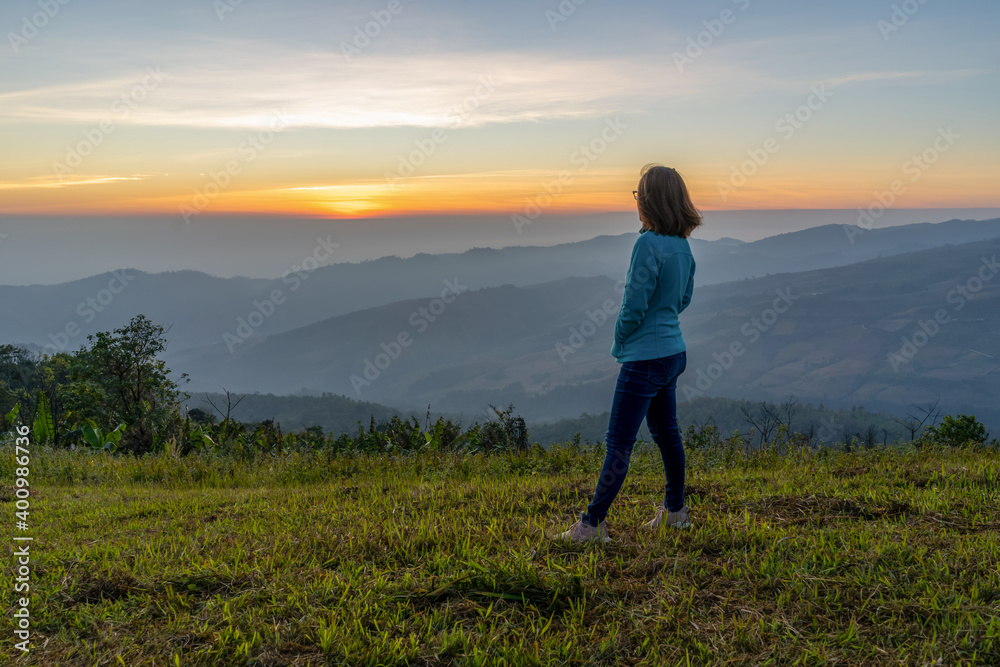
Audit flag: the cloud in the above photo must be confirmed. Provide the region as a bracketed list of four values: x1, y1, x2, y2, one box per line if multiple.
[818, 69, 987, 87]
[4, 30, 983, 133]
[0, 39, 733, 130]
[0, 175, 152, 190]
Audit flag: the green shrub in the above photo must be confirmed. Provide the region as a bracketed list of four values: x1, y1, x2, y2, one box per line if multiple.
[476, 403, 528, 454]
[925, 414, 989, 447]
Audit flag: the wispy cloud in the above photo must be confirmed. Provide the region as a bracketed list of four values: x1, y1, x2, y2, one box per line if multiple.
[819, 69, 988, 87]
[3, 32, 981, 132]
[0, 175, 152, 190]
[0, 39, 776, 130]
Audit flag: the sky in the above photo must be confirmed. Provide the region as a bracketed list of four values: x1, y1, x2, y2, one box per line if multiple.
[1, 0, 998, 223]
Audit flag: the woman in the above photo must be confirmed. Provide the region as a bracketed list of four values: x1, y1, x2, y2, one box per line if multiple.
[557, 164, 701, 544]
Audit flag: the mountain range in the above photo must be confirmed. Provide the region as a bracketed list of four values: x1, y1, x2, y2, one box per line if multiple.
[166, 237, 1000, 431]
[3, 217, 998, 355]
[3, 217, 998, 432]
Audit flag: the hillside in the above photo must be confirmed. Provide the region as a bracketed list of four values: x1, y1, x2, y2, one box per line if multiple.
[2, 217, 998, 353]
[169, 275, 622, 403]
[8, 440, 999, 664]
[166, 238, 1000, 431]
[678, 238, 1000, 429]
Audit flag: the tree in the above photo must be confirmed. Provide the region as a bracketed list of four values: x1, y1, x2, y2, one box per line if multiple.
[187, 407, 218, 425]
[864, 423, 878, 449]
[0, 345, 75, 445]
[479, 403, 529, 454]
[68, 315, 188, 455]
[0, 344, 41, 427]
[925, 414, 989, 447]
[203, 388, 247, 447]
[778, 395, 798, 433]
[740, 400, 781, 447]
[890, 399, 941, 441]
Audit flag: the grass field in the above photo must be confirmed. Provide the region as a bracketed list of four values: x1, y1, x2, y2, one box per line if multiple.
[2, 440, 999, 666]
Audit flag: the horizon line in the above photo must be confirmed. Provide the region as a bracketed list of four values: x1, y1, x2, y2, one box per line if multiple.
[4, 206, 1000, 220]
[5, 216, 998, 288]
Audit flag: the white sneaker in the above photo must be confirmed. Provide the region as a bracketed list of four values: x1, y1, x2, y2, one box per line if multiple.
[643, 503, 692, 530]
[554, 512, 611, 544]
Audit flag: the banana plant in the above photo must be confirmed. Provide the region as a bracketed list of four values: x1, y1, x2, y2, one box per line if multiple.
[32, 393, 55, 444]
[3, 403, 19, 432]
[81, 418, 126, 452]
[189, 422, 217, 450]
[423, 429, 439, 452]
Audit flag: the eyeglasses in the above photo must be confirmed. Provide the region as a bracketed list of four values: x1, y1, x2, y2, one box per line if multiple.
[632, 190, 639, 200]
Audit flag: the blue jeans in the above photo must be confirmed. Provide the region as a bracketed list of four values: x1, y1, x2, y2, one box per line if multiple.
[583, 351, 687, 527]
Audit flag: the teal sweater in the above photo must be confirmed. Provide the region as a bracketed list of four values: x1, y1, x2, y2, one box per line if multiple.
[611, 229, 696, 363]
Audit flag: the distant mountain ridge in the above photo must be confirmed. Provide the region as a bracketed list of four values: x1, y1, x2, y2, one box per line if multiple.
[1, 217, 998, 357]
[165, 238, 1000, 433]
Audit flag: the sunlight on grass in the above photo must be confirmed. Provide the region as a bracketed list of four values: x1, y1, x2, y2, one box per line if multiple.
[1, 440, 998, 665]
